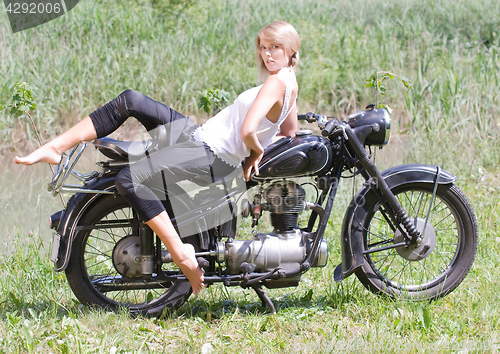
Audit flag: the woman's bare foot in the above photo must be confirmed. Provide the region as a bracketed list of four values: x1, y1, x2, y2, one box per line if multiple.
[175, 243, 204, 294]
[14, 116, 98, 166]
[145, 212, 204, 294]
[14, 144, 62, 165]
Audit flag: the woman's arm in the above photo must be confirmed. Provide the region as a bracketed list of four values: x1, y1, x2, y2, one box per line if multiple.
[273, 104, 298, 142]
[240, 75, 286, 181]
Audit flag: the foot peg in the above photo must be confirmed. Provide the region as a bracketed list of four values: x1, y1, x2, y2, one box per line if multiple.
[197, 257, 209, 269]
[240, 262, 256, 274]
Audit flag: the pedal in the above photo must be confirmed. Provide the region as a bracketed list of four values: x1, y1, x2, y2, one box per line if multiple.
[240, 262, 256, 274]
[197, 257, 209, 270]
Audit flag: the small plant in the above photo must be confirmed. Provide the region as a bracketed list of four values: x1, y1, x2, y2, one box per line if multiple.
[365, 70, 413, 113]
[198, 88, 230, 115]
[0, 81, 42, 146]
[1, 81, 65, 204]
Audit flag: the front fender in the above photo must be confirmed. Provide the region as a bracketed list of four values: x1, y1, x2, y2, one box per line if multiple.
[333, 164, 457, 281]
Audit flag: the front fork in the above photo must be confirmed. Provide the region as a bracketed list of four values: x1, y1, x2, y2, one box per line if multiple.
[344, 125, 421, 245]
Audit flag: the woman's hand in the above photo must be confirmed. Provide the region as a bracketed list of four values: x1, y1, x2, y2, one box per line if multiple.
[243, 150, 264, 181]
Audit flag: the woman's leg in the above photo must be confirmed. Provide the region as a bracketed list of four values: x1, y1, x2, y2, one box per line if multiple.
[89, 89, 190, 141]
[14, 116, 97, 165]
[146, 211, 204, 294]
[114, 141, 215, 294]
[15, 90, 205, 291]
[14, 89, 190, 165]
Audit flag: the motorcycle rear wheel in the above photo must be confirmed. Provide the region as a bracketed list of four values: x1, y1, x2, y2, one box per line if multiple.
[65, 194, 199, 317]
[355, 183, 477, 300]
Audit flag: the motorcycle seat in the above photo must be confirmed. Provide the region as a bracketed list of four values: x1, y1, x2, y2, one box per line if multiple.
[93, 125, 167, 161]
[93, 137, 154, 161]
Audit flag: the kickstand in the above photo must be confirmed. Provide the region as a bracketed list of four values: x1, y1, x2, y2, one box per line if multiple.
[251, 283, 275, 314]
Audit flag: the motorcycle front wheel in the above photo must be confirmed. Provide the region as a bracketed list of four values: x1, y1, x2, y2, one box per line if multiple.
[65, 193, 199, 317]
[355, 183, 478, 300]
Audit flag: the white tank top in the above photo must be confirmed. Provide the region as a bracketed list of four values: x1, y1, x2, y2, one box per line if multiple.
[194, 68, 295, 167]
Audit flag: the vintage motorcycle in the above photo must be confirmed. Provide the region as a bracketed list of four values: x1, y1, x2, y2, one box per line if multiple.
[47, 105, 478, 316]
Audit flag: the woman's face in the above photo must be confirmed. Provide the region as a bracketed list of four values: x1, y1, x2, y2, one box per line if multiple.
[259, 38, 290, 75]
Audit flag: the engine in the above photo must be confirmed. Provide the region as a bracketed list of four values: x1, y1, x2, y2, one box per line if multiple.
[264, 181, 306, 232]
[158, 180, 328, 288]
[220, 180, 328, 287]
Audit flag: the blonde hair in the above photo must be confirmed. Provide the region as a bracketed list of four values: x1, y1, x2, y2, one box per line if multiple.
[256, 21, 300, 81]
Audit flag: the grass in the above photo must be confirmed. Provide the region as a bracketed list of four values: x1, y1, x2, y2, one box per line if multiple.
[1, 0, 500, 148]
[1, 170, 499, 353]
[0, 186, 499, 354]
[1, 0, 500, 352]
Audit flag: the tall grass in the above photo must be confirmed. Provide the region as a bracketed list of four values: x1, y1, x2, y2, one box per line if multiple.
[1, 0, 499, 157]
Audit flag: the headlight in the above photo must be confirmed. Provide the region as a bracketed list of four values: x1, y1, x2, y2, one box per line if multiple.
[348, 108, 391, 146]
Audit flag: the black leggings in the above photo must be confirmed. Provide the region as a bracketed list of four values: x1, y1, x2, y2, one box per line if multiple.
[89, 90, 235, 222]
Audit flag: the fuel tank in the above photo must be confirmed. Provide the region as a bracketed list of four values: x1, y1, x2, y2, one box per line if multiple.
[254, 130, 333, 180]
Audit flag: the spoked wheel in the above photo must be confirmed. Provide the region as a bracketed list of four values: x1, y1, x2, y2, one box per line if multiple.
[355, 183, 478, 300]
[65, 194, 199, 317]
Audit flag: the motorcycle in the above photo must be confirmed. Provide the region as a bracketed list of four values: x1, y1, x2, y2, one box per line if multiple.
[47, 104, 478, 316]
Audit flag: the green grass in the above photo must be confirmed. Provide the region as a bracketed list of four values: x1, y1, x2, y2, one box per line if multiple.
[0, 183, 499, 353]
[1, 0, 500, 352]
[1, 0, 500, 150]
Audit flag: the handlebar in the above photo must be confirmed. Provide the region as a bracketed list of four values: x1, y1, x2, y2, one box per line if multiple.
[321, 119, 339, 137]
[298, 112, 343, 137]
[298, 112, 323, 123]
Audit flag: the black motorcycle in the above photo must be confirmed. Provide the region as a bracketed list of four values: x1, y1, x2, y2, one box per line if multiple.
[47, 105, 478, 316]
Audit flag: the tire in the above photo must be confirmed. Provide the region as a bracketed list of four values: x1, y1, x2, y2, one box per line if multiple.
[65, 193, 200, 317]
[355, 183, 478, 300]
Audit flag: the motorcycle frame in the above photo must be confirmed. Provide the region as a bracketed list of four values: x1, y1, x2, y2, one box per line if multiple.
[48, 119, 457, 289]
[48, 141, 338, 281]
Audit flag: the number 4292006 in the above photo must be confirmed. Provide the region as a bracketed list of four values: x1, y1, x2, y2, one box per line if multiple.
[5, 2, 62, 14]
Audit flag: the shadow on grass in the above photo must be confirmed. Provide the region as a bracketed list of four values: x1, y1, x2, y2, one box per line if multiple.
[163, 277, 370, 321]
[0, 276, 373, 324]
[0, 261, 414, 324]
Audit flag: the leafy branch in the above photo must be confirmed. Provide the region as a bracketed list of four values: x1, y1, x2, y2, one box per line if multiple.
[1, 82, 65, 205]
[365, 70, 413, 113]
[198, 88, 230, 115]
[0, 81, 43, 147]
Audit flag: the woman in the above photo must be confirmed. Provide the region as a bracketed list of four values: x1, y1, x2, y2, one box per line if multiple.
[14, 21, 300, 295]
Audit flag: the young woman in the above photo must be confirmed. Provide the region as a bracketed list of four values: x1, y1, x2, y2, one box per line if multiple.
[14, 21, 300, 295]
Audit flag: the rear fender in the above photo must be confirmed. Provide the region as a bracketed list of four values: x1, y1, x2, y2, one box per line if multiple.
[334, 164, 457, 281]
[51, 176, 118, 271]
[51, 174, 210, 271]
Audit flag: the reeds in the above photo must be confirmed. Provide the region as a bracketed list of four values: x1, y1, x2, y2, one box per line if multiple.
[1, 0, 499, 149]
